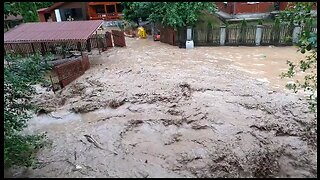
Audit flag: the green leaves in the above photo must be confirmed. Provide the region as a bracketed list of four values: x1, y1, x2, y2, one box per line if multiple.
[122, 2, 153, 24]
[122, 2, 217, 29]
[279, 2, 317, 113]
[4, 53, 52, 168]
[4, 134, 47, 168]
[4, 2, 55, 22]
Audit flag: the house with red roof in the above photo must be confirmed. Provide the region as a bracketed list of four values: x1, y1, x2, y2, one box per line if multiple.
[37, 2, 124, 22]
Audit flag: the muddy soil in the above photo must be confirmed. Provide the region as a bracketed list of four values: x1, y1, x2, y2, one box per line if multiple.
[6, 37, 317, 178]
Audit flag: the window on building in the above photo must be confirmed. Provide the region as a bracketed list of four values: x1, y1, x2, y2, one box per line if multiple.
[94, 5, 105, 14]
[116, 3, 124, 13]
[71, 8, 82, 19]
[44, 13, 51, 22]
[247, 2, 259, 4]
[63, 9, 71, 20]
[106, 5, 115, 13]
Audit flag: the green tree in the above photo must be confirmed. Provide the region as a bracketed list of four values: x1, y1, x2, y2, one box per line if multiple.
[4, 2, 54, 22]
[4, 53, 53, 168]
[122, 2, 152, 26]
[280, 2, 317, 112]
[122, 2, 217, 29]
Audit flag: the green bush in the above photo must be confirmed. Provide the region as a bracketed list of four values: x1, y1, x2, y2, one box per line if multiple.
[4, 53, 53, 168]
[280, 2, 317, 113]
[4, 134, 47, 168]
[241, 19, 248, 27]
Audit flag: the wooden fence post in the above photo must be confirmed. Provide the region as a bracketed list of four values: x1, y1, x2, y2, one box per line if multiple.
[77, 42, 82, 51]
[220, 26, 226, 45]
[96, 31, 101, 55]
[207, 24, 213, 44]
[255, 25, 263, 46]
[292, 24, 301, 44]
[31, 43, 35, 54]
[41, 42, 45, 55]
[86, 39, 91, 52]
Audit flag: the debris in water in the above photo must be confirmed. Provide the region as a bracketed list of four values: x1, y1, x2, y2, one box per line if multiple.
[84, 134, 105, 150]
[49, 113, 62, 119]
[167, 109, 181, 116]
[84, 134, 118, 155]
[109, 99, 126, 109]
[37, 108, 52, 115]
[268, 90, 275, 94]
[74, 151, 77, 161]
[79, 139, 87, 145]
[179, 82, 192, 98]
[75, 165, 82, 170]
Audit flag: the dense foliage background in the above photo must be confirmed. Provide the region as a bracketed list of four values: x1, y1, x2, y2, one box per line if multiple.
[4, 2, 54, 22]
[122, 2, 217, 29]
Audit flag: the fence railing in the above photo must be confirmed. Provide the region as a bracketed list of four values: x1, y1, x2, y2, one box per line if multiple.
[4, 34, 109, 57]
[193, 26, 220, 46]
[161, 24, 317, 47]
[160, 27, 176, 46]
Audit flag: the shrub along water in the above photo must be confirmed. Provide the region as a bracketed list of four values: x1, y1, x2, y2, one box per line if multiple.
[280, 2, 317, 113]
[4, 53, 53, 168]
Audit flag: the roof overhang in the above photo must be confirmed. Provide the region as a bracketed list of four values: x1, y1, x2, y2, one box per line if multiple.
[4, 20, 104, 44]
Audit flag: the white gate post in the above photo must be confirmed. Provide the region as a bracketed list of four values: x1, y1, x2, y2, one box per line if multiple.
[220, 26, 226, 45]
[187, 26, 192, 40]
[255, 25, 263, 46]
[54, 9, 62, 22]
[186, 26, 194, 49]
[292, 24, 301, 44]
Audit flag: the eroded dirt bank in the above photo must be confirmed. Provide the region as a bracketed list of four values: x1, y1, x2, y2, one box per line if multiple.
[6, 38, 317, 178]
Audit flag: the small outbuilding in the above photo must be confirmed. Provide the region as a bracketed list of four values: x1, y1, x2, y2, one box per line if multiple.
[4, 20, 104, 56]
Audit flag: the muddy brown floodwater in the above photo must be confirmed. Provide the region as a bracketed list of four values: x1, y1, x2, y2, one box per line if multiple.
[6, 37, 317, 178]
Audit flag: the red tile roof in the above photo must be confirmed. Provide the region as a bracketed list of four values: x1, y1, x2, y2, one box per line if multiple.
[37, 8, 49, 12]
[37, 2, 66, 13]
[4, 20, 104, 43]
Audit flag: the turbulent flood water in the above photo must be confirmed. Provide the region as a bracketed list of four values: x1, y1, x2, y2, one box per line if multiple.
[5, 37, 317, 178]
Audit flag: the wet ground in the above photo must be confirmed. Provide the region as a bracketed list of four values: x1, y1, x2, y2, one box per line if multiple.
[6, 37, 317, 178]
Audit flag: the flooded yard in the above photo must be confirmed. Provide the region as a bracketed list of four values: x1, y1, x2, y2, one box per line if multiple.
[6, 37, 317, 178]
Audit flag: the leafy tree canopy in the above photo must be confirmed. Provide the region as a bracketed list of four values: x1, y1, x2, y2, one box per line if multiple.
[4, 2, 55, 22]
[122, 2, 217, 29]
